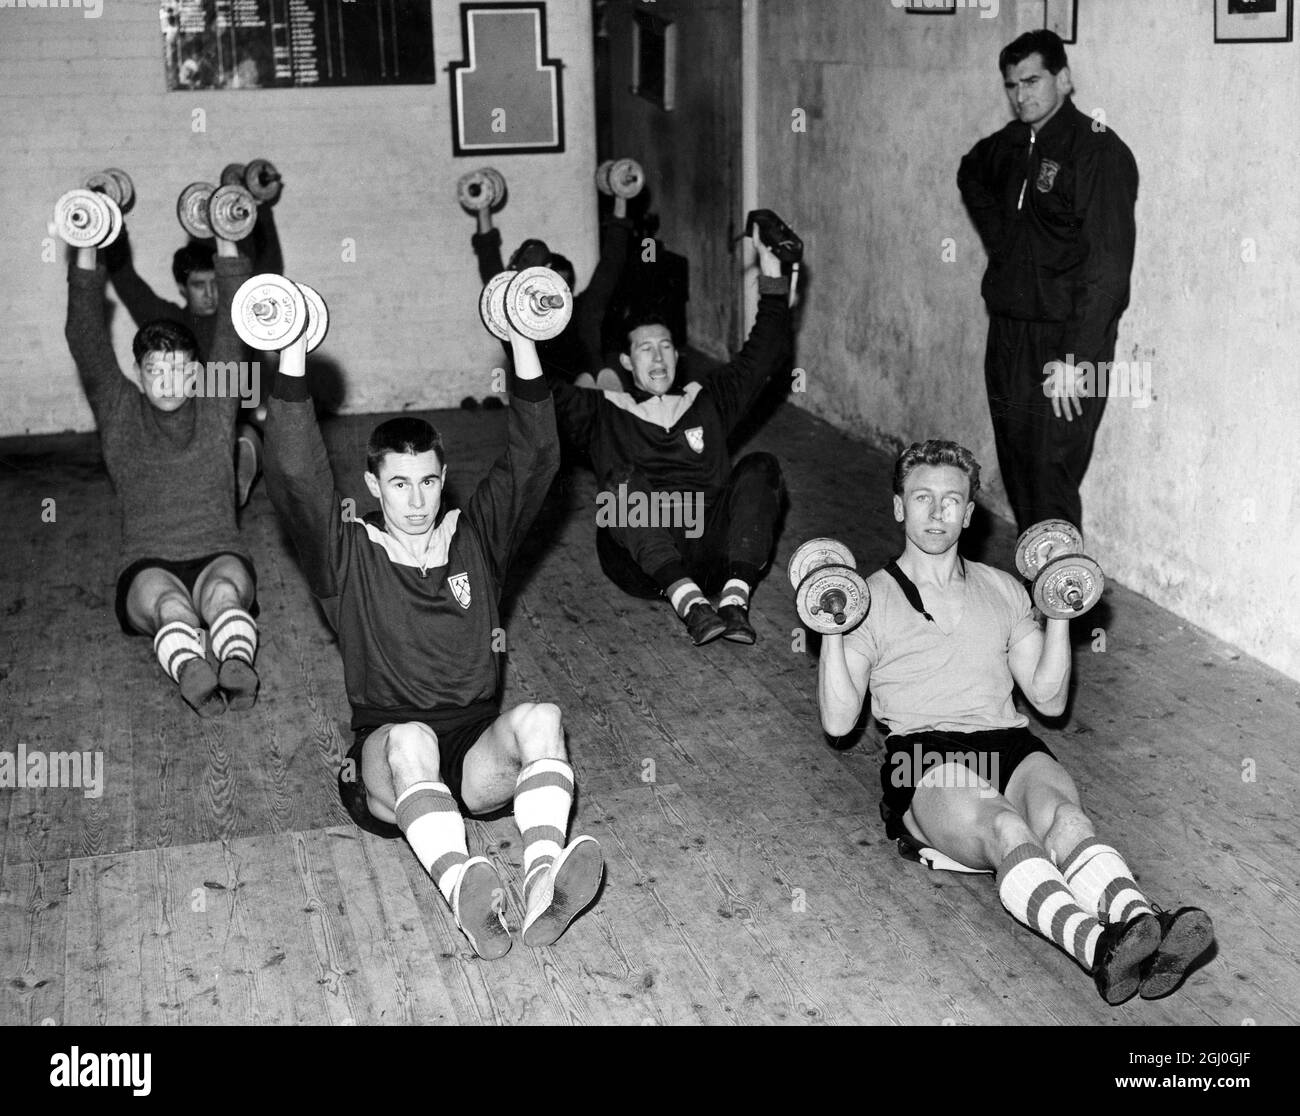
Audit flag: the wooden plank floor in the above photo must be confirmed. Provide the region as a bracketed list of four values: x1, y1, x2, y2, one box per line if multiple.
[2, 400, 1298, 1026]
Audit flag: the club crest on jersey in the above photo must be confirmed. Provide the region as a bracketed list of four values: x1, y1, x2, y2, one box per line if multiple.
[1036, 159, 1061, 193]
[684, 426, 705, 454]
[448, 572, 471, 609]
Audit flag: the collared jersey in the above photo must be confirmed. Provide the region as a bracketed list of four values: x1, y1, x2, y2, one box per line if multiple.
[264, 373, 558, 729]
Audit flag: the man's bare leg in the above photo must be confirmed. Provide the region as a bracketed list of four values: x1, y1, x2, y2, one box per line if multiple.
[906, 761, 1159, 1003]
[1008, 753, 1214, 999]
[236, 422, 263, 508]
[361, 722, 510, 959]
[462, 702, 604, 947]
[125, 567, 223, 717]
[193, 555, 259, 710]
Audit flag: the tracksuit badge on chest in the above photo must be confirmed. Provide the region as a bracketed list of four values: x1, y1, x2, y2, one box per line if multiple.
[448, 571, 471, 609]
[684, 426, 705, 454]
[1036, 159, 1061, 193]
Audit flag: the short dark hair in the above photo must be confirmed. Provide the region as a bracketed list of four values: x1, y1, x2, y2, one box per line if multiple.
[132, 318, 199, 364]
[999, 30, 1068, 76]
[172, 241, 216, 286]
[547, 252, 574, 281]
[619, 306, 674, 353]
[366, 417, 444, 477]
[508, 238, 552, 271]
[892, 440, 981, 498]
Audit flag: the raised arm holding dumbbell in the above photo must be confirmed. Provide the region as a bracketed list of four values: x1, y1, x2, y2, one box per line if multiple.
[105, 160, 284, 358]
[813, 439, 1214, 1007]
[460, 161, 640, 389]
[263, 269, 604, 962]
[58, 183, 260, 719]
[574, 159, 640, 390]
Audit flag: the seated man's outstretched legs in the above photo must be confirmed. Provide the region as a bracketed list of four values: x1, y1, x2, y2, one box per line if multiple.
[598, 467, 727, 645]
[124, 554, 258, 717]
[1009, 753, 1215, 1000]
[907, 752, 1211, 1003]
[126, 567, 225, 717]
[711, 451, 785, 642]
[468, 703, 604, 948]
[906, 758, 1158, 1004]
[360, 721, 512, 960]
[359, 703, 603, 958]
[193, 554, 259, 710]
[598, 455, 784, 646]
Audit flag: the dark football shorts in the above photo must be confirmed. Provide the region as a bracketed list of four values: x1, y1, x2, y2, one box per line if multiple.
[339, 705, 512, 838]
[878, 726, 1056, 834]
[115, 552, 258, 635]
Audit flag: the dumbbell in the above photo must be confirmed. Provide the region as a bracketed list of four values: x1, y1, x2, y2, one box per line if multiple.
[52, 188, 123, 249]
[231, 273, 329, 353]
[746, 209, 804, 264]
[220, 158, 283, 203]
[788, 537, 871, 634]
[457, 167, 507, 212]
[84, 168, 135, 216]
[1014, 519, 1105, 620]
[177, 182, 258, 240]
[595, 157, 645, 199]
[480, 267, 573, 342]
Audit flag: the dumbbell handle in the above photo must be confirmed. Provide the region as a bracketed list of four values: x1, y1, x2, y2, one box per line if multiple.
[811, 588, 848, 627]
[1059, 581, 1086, 610]
[251, 299, 279, 323]
[531, 293, 566, 310]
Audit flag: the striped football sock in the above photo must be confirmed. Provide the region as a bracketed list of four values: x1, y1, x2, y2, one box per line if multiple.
[1060, 838, 1155, 925]
[153, 620, 204, 682]
[997, 843, 1103, 968]
[718, 578, 750, 609]
[394, 781, 468, 903]
[514, 758, 574, 896]
[210, 607, 257, 664]
[667, 578, 707, 618]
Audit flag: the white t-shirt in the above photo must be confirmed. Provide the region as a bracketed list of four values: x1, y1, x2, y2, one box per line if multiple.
[846, 559, 1038, 736]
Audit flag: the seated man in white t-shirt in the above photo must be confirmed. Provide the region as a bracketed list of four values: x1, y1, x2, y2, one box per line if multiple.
[817, 439, 1214, 1006]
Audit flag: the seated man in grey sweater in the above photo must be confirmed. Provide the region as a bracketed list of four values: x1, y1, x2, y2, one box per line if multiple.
[104, 190, 282, 505]
[64, 226, 260, 717]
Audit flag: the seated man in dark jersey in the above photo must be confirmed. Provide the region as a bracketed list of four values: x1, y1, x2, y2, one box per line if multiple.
[264, 300, 603, 960]
[65, 222, 260, 717]
[817, 440, 1215, 1005]
[549, 234, 792, 646]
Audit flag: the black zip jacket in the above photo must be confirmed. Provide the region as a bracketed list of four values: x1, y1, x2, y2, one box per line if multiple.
[957, 97, 1138, 361]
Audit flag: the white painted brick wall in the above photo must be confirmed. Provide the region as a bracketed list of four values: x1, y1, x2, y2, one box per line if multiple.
[0, 0, 598, 435]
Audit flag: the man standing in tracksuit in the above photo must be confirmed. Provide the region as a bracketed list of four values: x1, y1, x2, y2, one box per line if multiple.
[958, 29, 1138, 536]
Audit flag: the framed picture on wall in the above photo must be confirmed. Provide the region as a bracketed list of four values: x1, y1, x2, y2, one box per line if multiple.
[631, 10, 677, 111]
[1045, 0, 1078, 43]
[449, 3, 565, 155]
[160, 0, 436, 90]
[1215, 0, 1293, 41]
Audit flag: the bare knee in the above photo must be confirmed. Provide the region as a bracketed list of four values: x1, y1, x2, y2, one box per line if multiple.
[384, 722, 441, 782]
[199, 574, 242, 616]
[151, 588, 196, 630]
[1043, 799, 1093, 853]
[511, 702, 566, 762]
[986, 807, 1038, 863]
